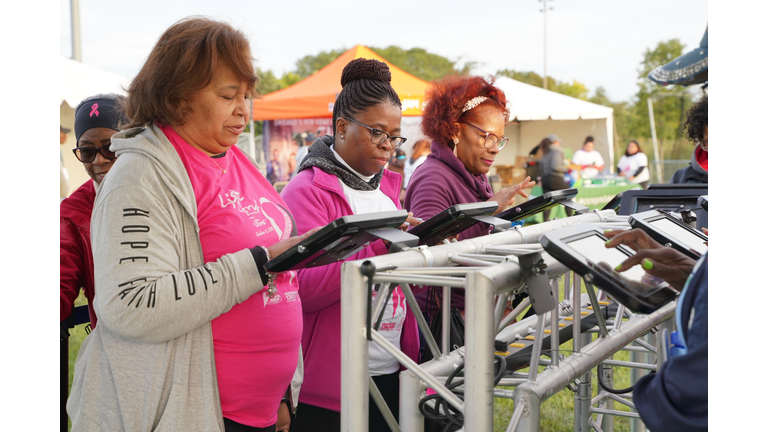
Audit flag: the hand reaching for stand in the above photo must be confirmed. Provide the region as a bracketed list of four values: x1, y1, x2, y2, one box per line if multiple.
[267, 226, 323, 259]
[605, 229, 696, 291]
[488, 176, 537, 215]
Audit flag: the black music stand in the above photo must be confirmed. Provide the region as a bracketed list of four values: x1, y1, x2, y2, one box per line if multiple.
[618, 185, 708, 231]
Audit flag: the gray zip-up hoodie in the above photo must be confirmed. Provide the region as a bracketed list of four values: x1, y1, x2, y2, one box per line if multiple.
[67, 123, 302, 431]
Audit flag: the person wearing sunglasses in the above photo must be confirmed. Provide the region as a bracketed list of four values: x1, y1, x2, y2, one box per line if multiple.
[60, 93, 128, 332]
[403, 75, 535, 321]
[281, 58, 422, 432]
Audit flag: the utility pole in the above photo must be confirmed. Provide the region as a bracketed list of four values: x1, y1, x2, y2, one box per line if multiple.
[540, 0, 553, 90]
[71, 0, 82, 61]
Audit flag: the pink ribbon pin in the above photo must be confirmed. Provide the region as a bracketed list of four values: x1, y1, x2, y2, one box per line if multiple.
[90, 103, 99, 117]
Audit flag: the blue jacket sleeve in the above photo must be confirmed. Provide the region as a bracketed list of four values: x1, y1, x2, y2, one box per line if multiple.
[634, 341, 708, 432]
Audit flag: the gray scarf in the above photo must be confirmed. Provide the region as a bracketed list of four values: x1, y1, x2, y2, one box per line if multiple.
[297, 134, 383, 191]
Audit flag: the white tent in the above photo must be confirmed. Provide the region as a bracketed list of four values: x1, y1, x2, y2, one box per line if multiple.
[60, 57, 130, 108]
[60, 57, 131, 194]
[492, 76, 616, 177]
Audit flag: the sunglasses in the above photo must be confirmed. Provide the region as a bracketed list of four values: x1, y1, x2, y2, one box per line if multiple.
[343, 117, 407, 149]
[72, 142, 117, 163]
[461, 122, 509, 150]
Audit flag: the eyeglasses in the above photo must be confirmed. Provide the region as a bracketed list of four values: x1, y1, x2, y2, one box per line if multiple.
[343, 117, 407, 149]
[72, 142, 117, 163]
[460, 122, 509, 150]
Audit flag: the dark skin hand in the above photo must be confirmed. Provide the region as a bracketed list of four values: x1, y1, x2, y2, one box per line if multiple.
[488, 176, 537, 215]
[596, 262, 659, 295]
[401, 212, 423, 231]
[604, 229, 696, 291]
[276, 401, 290, 431]
[267, 226, 323, 258]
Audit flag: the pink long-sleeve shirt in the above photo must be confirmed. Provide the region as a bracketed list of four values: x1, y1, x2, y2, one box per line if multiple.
[280, 166, 420, 412]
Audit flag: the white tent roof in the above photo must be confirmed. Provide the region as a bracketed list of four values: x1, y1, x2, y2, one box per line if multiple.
[60, 57, 130, 108]
[494, 76, 613, 121]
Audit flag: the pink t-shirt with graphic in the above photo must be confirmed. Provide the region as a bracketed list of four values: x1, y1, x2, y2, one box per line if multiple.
[164, 125, 302, 428]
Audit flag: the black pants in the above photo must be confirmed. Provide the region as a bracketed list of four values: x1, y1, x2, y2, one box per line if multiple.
[223, 417, 276, 432]
[291, 372, 400, 432]
[542, 174, 573, 221]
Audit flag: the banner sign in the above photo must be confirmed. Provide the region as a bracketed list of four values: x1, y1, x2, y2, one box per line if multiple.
[263, 118, 334, 184]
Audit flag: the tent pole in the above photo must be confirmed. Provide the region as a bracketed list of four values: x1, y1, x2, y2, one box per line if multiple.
[647, 98, 663, 183]
[71, 0, 82, 62]
[606, 114, 615, 175]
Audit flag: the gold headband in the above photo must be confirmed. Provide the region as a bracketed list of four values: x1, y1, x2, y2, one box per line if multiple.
[461, 96, 488, 113]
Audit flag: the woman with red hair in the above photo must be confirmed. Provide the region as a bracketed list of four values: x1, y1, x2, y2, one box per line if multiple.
[403, 75, 535, 317]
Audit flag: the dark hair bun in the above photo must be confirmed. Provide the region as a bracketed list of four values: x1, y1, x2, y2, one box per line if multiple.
[340, 58, 391, 87]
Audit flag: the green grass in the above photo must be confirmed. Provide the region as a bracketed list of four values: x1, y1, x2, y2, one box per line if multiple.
[491, 278, 651, 431]
[65, 280, 651, 431]
[492, 339, 641, 432]
[65, 292, 90, 432]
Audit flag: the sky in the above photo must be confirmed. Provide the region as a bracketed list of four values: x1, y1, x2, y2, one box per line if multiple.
[60, 0, 708, 103]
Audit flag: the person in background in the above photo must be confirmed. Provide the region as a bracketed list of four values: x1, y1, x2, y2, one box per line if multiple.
[402, 138, 430, 190]
[571, 135, 605, 180]
[267, 148, 282, 184]
[671, 96, 707, 184]
[539, 134, 572, 220]
[61, 125, 71, 201]
[281, 58, 422, 432]
[61, 93, 128, 332]
[403, 74, 534, 319]
[617, 140, 650, 189]
[67, 17, 308, 432]
[287, 150, 297, 175]
[605, 229, 707, 432]
[387, 148, 406, 176]
[528, 133, 563, 160]
[292, 133, 315, 178]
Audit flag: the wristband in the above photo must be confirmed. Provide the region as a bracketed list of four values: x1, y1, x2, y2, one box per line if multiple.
[259, 246, 279, 299]
[260, 245, 272, 261]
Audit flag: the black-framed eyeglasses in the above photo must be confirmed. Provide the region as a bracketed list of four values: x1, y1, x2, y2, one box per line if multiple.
[72, 142, 117, 163]
[460, 122, 509, 150]
[343, 117, 407, 149]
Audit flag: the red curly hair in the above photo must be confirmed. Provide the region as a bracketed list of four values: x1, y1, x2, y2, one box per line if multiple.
[421, 75, 509, 149]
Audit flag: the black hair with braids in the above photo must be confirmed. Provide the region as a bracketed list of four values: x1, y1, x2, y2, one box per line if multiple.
[332, 58, 402, 136]
[683, 96, 707, 143]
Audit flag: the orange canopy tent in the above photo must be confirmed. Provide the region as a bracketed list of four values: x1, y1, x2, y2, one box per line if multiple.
[252, 45, 430, 120]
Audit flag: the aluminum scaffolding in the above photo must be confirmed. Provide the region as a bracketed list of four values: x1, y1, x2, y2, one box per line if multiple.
[339, 209, 675, 432]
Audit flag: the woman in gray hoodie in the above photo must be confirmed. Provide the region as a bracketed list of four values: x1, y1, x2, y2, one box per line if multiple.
[67, 17, 312, 432]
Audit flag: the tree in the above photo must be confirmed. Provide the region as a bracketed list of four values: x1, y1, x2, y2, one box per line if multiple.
[496, 69, 589, 100]
[369, 46, 458, 81]
[627, 39, 695, 149]
[288, 45, 474, 82]
[295, 48, 348, 78]
[555, 80, 589, 100]
[589, 87, 629, 139]
[256, 68, 284, 95]
[496, 69, 544, 87]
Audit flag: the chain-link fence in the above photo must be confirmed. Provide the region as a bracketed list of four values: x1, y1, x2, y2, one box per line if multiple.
[649, 160, 690, 184]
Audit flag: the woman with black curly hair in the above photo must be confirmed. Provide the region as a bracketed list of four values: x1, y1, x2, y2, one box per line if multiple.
[670, 96, 708, 184]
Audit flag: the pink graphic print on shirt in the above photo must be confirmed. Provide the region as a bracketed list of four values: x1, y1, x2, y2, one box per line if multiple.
[218, 189, 294, 241]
